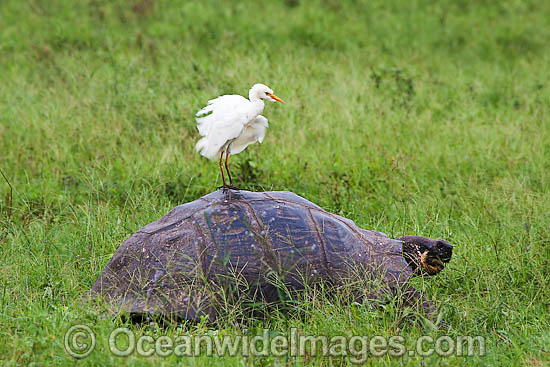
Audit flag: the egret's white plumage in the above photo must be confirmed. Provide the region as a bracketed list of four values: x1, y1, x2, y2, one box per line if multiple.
[195, 83, 284, 187]
[229, 115, 269, 155]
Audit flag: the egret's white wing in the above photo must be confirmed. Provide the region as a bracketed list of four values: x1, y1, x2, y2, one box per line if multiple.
[229, 116, 269, 155]
[196, 95, 249, 136]
[195, 94, 252, 159]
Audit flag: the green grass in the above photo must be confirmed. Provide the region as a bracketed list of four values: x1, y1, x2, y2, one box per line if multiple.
[1, 0, 549, 365]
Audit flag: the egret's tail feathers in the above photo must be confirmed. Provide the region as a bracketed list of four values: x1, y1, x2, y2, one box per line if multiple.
[195, 137, 206, 153]
[196, 114, 214, 137]
[195, 137, 219, 160]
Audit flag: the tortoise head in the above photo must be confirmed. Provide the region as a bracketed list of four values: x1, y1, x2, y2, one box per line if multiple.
[396, 235, 453, 276]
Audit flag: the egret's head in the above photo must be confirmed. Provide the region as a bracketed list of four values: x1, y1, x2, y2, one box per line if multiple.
[249, 83, 285, 103]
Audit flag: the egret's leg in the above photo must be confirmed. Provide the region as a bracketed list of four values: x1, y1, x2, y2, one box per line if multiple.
[219, 151, 227, 188]
[224, 152, 233, 186]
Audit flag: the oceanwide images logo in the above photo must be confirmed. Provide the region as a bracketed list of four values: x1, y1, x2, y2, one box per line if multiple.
[64, 325, 486, 362]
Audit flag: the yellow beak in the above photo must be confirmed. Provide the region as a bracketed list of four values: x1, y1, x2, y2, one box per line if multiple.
[266, 93, 285, 103]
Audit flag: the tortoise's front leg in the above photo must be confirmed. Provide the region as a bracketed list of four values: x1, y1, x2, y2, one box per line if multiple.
[398, 286, 448, 329]
[399, 286, 437, 316]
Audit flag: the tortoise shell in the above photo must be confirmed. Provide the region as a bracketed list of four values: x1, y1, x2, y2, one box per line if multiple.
[91, 190, 413, 320]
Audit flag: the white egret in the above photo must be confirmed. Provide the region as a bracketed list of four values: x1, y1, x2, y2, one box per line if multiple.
[195, 83, 285, 188]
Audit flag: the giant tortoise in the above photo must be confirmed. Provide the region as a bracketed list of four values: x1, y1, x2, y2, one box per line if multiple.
[91, 189, 453, 321]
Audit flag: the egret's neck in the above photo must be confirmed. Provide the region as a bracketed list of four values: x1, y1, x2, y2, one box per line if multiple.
[248, 98, 265, 114]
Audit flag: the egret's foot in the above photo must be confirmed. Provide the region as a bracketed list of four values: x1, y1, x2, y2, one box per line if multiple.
[217, 185, 230, 193]
[216, 185, 240, 194]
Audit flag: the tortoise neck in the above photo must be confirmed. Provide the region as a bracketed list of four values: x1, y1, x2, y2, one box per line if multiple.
[401, 241, 422, 274]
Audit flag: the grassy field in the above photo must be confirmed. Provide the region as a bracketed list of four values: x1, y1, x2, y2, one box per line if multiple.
[1, 0, 549, 365]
